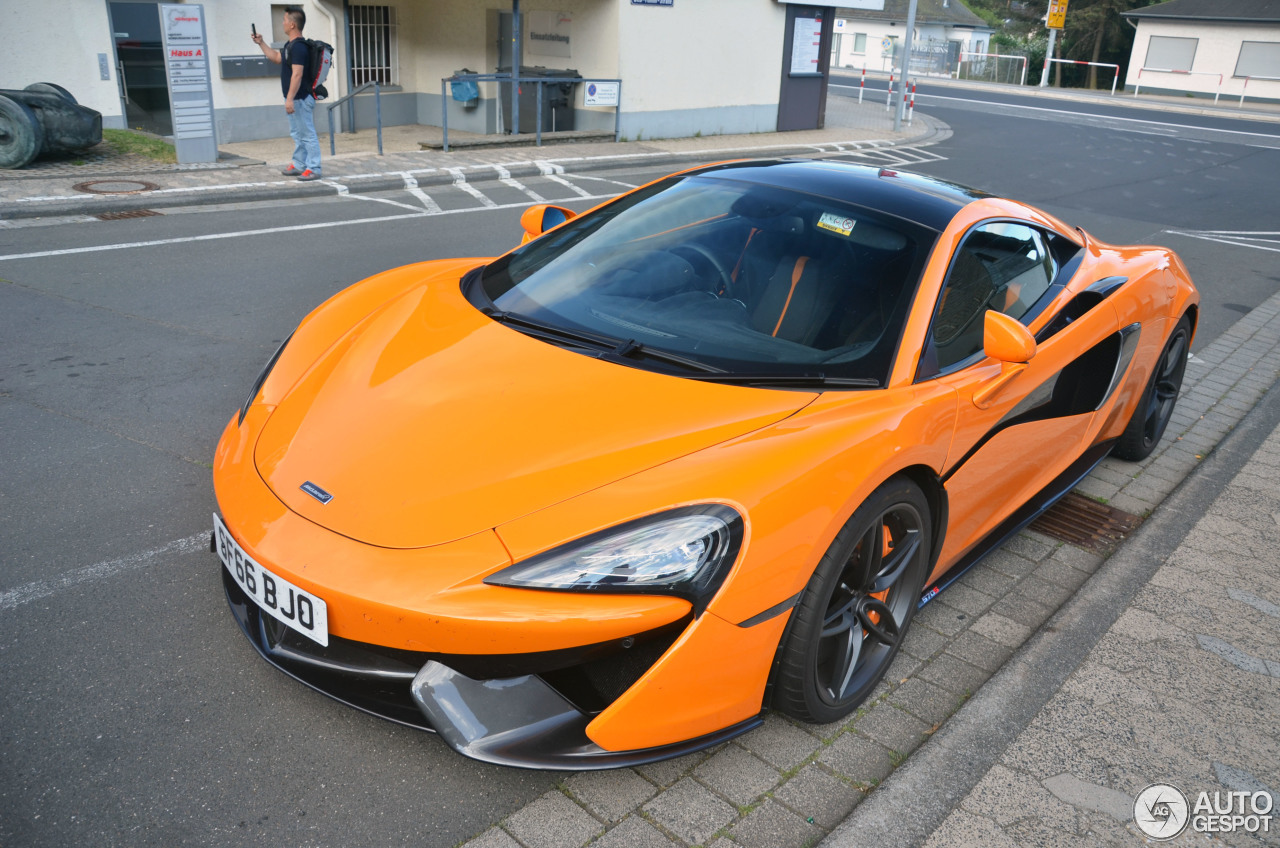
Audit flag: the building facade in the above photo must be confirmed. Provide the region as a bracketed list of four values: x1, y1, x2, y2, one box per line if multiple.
[3, 0, 860, 144]
[1122, 0, 1280, 104]
[832, 0, 994, 75]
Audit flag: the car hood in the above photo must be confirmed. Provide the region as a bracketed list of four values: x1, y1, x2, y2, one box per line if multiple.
[255, 276, 816, 549]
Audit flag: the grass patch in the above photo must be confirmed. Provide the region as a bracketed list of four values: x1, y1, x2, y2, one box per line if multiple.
[102, 129, 177, 163]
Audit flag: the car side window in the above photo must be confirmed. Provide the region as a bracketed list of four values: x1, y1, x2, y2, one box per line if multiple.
[929, 222, 1056, 371]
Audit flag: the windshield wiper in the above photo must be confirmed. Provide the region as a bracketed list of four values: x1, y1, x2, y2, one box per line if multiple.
[691, 373, 880, 389]
[605, 339, 725, 374]
[486, 310, 724, 374]
[484, 309, 623, 351]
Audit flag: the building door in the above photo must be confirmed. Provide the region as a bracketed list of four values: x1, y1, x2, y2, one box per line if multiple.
[109, 2, 172, 135]
[830, 33, 842, 68]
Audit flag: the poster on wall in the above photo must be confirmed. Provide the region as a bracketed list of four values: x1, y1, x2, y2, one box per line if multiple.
[526, 11, 572, 58]
[790, 15, 823, 76]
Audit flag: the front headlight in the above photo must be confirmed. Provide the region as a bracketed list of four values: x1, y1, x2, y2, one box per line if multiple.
[486, 505, 744, 614]
[237, 334, 292, 426]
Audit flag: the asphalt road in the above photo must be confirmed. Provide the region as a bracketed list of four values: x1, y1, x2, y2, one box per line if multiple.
[2, 92, 1278, 847]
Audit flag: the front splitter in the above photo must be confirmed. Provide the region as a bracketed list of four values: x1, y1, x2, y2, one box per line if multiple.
[221, 564, 762, 769]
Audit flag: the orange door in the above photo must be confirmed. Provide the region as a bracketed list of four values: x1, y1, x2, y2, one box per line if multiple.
[919, 221, 1122, 574]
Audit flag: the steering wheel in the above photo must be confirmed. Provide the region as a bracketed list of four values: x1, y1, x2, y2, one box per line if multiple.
[670, 244, 737, 300]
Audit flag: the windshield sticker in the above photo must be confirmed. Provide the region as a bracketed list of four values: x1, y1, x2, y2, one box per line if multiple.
[817, 212, 857, 237]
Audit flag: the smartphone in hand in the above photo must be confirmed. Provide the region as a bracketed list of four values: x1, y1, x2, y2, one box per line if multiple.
[251, 22, 257, 36]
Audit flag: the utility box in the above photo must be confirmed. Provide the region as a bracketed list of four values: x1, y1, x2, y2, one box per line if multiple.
[220, 56, 274, 79]
[498, 66, 581, 134]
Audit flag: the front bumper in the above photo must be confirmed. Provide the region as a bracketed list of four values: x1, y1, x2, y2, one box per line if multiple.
[222, 568, 761, 769]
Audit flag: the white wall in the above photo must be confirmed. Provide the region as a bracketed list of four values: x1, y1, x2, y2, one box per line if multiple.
[1127, 20, 1280, 102]
[615, 0, 785, 138]
[2, 0, 123, 124]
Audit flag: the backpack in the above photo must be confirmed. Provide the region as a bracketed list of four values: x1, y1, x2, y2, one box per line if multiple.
[287, 37, 335, 100]
[303, 38, 335, 100]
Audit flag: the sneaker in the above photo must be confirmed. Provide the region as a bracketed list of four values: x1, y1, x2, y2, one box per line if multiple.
[281, 164, 302, 176]
[296, 169, 322, 181]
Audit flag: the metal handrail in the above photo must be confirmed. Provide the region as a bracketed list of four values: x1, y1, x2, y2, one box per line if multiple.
[325, 81, 382, 156]
[440, 73, 621, 152]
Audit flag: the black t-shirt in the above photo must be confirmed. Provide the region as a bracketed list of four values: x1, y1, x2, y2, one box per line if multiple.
[281, 38, 310, 98]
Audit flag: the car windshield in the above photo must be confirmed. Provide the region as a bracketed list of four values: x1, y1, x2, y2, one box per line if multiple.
[475, 173, 932, 386]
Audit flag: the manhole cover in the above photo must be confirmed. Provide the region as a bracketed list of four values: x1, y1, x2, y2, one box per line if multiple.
[73, 179, 161, 195]
[1031, 492, 1143, 554]
[95, 209, 162, 221]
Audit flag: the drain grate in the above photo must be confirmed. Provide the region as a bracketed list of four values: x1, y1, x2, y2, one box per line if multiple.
[1031, 492, 1143, 554]
[95, 209, 162, 221]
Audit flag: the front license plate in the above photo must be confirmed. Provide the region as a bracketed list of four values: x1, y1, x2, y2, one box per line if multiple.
[213, 514, 329, 646]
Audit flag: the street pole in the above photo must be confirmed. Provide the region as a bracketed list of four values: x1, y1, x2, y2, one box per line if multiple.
[894, 0, 918, 132]
[512, 0, 521, 135]
[1040, 27, 1057, 87]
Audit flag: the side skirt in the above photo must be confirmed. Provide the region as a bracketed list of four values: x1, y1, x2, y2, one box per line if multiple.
[918, 439, 1116, 608]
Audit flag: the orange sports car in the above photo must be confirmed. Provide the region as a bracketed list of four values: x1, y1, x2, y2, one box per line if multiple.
[212, 160, 1198, 769]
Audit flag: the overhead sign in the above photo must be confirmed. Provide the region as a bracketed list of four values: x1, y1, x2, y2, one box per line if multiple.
[631, 0, 672, 5]
[1047, 0, 1069, 29]
[583, 82, 619, 107]
[160, 3, 217, 164]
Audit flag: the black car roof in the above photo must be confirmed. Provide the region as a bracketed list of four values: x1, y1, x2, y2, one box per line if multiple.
[685, 159, 989, 233]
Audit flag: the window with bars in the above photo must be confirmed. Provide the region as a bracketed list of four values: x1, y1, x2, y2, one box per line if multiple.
[349, 5, 398, 86]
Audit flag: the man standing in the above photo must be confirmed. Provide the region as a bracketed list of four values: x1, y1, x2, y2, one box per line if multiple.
[251, 7, 321, 180]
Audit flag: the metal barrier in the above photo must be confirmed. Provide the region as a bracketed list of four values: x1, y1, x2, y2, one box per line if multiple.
[1133, 67, 1223, 103]
[325, 81, 382, 156]
[441, 73, 621, 152]
[958, 51, 1028, 87]
[1240, 75, 1280, 107]
[1044, 58, 1120, 95]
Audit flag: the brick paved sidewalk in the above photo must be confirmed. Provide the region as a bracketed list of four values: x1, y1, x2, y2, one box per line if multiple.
[919, 418, 1280, 848]
[452, 253, 1280, 848]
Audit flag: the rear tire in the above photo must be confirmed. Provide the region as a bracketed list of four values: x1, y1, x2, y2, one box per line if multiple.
[0, 95, 44, 170]
[771, 477, 930, 724]
[1113, 315, 1191, 462]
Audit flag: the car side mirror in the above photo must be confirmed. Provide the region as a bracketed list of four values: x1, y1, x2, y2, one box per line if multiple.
[519, 204, 576, 244]
[984, 310, 1036, 363]
[974, 311, 1036, 409]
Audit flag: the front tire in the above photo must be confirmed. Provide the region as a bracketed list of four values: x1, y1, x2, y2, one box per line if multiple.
[771, 477, 930, 724]
[1113, 315, 1191, 461]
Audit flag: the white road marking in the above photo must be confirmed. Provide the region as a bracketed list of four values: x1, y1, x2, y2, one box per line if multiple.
[830, 84, 1280, 142]
[323, 179, 349, 196]
[543, 174, 594, 198]
[565, 174, 639, 189]
[493, 164, 546, 203]
[446, 167, 498, 208]
[0, 193, 621, 261]
[1164, 230, 1280, 254]
[399, 172, 443, 214]
[342, 193, 429, 212]
[0, 532, 208, 612]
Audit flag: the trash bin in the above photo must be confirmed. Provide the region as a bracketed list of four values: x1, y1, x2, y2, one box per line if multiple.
[497, 66, 581, 134]
[450, 68, 480, 110]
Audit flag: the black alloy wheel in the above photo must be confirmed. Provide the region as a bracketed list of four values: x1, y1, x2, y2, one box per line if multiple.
[772, 477, 930, 724]
[1114, 315, 1191, 461]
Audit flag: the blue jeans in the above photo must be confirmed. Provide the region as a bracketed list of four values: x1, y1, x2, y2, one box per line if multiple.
[288, 95, 321, 174]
